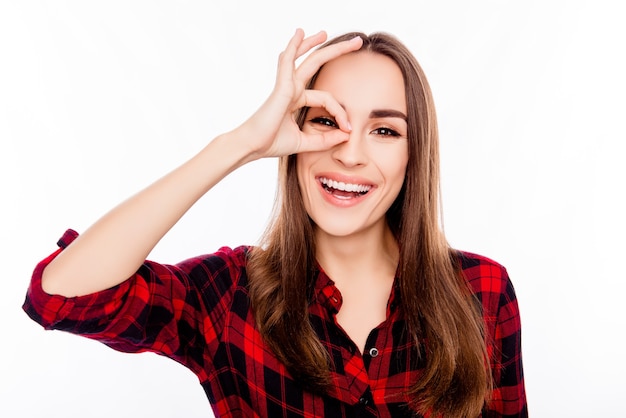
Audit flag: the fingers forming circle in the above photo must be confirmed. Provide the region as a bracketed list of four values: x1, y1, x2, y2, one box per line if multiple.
[300, 89, 350, 132]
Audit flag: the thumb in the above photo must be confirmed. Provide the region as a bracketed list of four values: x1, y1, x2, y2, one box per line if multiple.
[297, 130, 349, 153]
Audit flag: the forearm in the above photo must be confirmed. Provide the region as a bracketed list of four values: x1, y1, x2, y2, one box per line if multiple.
[41, 131, 253, 297]
[39, 29, 362, 298]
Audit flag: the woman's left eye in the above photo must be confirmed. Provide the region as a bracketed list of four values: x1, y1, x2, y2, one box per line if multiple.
[372, 127, 400, 137]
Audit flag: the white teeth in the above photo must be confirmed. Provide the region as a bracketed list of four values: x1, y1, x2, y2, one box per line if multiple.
[319, 177, 372, 193]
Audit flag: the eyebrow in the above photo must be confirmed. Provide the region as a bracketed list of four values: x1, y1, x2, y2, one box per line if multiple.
[334, 103, 408, 121]
[369, 109, 407, 121]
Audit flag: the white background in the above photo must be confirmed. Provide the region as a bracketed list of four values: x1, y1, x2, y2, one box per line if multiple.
[1, 1, 624, 417]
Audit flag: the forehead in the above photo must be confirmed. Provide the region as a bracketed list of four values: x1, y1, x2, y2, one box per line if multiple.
[313, 51, 406, 112]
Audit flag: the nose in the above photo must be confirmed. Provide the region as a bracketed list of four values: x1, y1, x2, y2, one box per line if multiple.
[331, 130, 368, 168]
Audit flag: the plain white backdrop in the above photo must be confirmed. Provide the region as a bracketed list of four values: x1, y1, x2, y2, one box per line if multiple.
[1, 1, 624, 417]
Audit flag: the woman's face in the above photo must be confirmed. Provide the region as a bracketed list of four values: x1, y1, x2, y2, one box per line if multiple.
[297, 51, 409, 239]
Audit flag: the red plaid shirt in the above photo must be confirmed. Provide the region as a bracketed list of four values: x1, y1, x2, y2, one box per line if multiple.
[23, 229, 527, 417]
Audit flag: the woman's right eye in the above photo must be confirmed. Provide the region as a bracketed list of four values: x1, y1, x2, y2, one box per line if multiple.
[309, 117, 338, 128]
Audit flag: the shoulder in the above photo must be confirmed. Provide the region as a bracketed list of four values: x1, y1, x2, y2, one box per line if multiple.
[456, 250, 508, 280]
[454, 250, 517, 307]
[160, 246, 255, 315]
[174, 245, 252, 280]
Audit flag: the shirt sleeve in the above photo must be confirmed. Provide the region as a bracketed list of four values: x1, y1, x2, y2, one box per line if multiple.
[484, 274, 528, 417]
[22, 229, 248, 376]
[460, 252, 528, 418]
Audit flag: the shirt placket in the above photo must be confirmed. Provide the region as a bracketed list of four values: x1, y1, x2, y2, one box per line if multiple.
[314, 271, 394, 416]
[334, 323, 381, 417]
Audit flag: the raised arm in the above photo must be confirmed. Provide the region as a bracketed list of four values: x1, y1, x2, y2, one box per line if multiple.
[42, 29, 363, 297]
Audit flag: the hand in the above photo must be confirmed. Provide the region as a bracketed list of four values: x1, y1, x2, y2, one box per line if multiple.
[236, 29, 363, 160]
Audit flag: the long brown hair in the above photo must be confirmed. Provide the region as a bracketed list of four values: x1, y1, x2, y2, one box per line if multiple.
[248, 32, 491, 417]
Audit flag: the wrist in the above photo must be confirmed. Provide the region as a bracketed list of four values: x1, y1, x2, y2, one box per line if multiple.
[207, 128, 260, 169]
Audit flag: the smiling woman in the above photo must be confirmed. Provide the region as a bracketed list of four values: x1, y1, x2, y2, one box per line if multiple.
[23, 29, 527, 417]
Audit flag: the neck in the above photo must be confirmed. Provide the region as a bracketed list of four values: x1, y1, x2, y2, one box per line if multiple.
[315, 221, 399, 286]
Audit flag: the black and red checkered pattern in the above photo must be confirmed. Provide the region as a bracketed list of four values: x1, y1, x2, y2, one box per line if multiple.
[23, 229, 527, 417]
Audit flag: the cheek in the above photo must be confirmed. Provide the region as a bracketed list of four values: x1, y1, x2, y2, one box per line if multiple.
[379, 146, 409, 184]
[295, 154, 315, 205]
[295, 152, 322, 186]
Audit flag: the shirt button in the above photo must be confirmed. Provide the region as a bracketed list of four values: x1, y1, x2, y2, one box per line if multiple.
[368, 347, 379, 357]
[359, 396, 369, 405]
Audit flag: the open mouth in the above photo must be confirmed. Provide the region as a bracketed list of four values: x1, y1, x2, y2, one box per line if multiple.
[318, 177, 372, 199]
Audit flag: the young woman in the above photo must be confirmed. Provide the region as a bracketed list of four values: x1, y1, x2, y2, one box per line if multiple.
[23, 29, 527, 417]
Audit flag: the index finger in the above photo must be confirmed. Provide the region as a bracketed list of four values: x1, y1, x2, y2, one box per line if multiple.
[278, 29, 327, 72]
[295, 35, 364, 84]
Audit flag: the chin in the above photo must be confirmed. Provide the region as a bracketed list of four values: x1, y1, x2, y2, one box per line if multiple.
[312, 216, 379, 239]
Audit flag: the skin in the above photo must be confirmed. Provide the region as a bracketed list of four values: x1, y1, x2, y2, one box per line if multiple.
[298, 52, 409, 351]
[41, 29, 362, 297]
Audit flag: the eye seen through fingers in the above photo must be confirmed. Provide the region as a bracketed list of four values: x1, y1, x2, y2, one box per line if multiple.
[310, 116, 338, 128]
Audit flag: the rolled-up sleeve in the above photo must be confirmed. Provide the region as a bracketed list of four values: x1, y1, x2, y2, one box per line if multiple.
[23, 229, 247, 378]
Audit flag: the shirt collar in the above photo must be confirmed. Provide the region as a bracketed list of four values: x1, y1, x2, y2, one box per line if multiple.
[313, 269, 343, 315]
[312, 267, 401, 316]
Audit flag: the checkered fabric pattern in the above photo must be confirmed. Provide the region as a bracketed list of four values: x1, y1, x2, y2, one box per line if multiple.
[23, 229, 527, 417]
